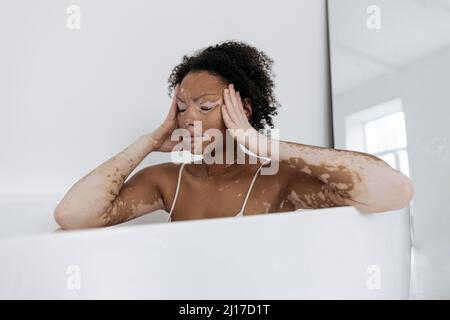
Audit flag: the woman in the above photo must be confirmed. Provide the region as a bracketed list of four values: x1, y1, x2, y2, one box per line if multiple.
[54, 40, 415, 230]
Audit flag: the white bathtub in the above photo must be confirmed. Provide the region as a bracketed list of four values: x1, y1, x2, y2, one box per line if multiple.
[0, 196, 412, 299]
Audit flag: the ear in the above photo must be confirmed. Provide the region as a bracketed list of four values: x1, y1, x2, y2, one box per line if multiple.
[242, 98, 253, 121]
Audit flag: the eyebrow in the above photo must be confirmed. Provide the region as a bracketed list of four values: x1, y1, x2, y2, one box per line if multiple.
[176, 93, 217, 102]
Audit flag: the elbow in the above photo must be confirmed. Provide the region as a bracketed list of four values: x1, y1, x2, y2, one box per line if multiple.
[385, 175, 415, 212]
[396, 174, 415, 208]
[362, 175, 415, 213]
[53, 202, 85, 230]
[403, 176, 415, 203]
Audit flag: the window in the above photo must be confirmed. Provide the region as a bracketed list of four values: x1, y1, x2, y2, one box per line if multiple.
[363, 111, 410, 176]
[344, 99, 410, 177]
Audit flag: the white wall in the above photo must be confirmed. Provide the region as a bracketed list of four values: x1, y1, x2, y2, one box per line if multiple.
[0, 0, 331, 200]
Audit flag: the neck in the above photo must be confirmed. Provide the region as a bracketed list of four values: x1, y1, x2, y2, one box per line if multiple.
[193, 141, 261, 178]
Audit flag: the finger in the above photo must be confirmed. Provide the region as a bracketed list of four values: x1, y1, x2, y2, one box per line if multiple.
[228, 83, 239, 110]
[221, 103, 231, 125]
[168, 84, 178, 116]
[223, 88, 240, 122]
[222, 104, 241, 139]
[167, 83, 179, 119]
[235, 91, 247, 121]
[228, 84, 245, 120]
[236, 91, 244, 110]
[221, 104, 235, 129]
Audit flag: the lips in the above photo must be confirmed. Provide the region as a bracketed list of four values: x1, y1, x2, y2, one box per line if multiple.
[183, 133, 205, 144]
[187, 128, 204, 138]
[190, 136, 205, 142]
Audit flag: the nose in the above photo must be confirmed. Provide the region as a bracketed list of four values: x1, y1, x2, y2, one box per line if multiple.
[184, 121, 205, 137]
[181, 105, 203, 132]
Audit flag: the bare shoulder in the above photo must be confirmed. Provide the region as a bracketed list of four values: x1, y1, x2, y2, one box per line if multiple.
[98, 162, 183, 226]
[133, 162, 183, 207]
[134, 162, 182, 188]
[259, 161, 304, 186]
[137, 162, 180, 178]
[274, 161, 349, 209]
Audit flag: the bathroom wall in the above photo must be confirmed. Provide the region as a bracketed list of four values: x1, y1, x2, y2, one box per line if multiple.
[0, 0, 331, 204]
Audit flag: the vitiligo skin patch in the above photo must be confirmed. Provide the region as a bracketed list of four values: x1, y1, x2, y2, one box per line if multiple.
[101, 195, 164, 227]
[55, 135, 167, 228]
[276, 140, 411, 213]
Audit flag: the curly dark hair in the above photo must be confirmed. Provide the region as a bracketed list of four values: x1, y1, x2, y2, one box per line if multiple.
[167, 40, 280, 131]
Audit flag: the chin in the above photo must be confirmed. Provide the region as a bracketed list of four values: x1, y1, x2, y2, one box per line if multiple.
[189, 141, 215, 156]
[188, 143, 205, 155]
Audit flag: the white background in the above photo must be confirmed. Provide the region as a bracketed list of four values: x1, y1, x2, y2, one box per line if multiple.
[0, 0, 331, 197]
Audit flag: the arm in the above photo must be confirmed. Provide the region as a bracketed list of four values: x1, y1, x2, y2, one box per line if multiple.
[277, 142, 414, 213]
[221, 83, 415, 213]
[282, 168, 350, 210]
[54, 84, 181, 229]
[54, 134, 163, 229]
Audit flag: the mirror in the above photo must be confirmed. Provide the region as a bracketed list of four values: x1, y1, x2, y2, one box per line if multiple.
[327, 0, 450, 299]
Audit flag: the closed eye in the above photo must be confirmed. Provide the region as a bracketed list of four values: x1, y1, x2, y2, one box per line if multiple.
[176, 101, 217, 112]
[199, 102, 218, 111]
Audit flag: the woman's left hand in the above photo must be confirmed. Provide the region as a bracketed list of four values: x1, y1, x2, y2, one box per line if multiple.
[221, 83, 262, 150]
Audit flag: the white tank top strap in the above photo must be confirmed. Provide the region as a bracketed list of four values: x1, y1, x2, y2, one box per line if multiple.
[167, 162, 186, 222]
[236, 159, 271, 217]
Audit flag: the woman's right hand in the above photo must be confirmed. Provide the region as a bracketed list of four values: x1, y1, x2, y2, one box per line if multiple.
[149, 84, 181, 152]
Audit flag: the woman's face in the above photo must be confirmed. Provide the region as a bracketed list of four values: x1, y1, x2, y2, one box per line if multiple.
[176, 71, 229, 154]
